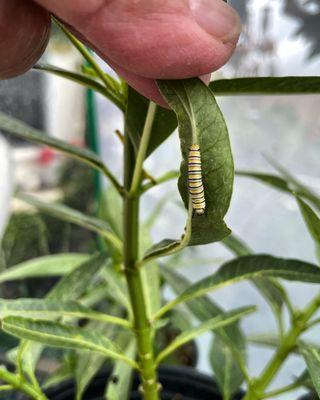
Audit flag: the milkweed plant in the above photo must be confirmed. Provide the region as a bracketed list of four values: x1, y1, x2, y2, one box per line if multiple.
[0, 19, 320, 400]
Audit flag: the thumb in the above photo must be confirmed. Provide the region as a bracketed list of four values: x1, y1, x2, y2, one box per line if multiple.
[36, 0, 241, 104]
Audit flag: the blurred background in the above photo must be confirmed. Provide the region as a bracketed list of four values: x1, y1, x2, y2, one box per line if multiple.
[0, 0, 320, 399]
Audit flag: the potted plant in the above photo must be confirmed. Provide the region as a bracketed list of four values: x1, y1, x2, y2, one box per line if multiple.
[0, 18, 320, 400]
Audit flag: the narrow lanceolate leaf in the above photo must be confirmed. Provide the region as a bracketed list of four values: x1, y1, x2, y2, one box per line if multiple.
[47, 253, 107, 301]
[158, 78, 233, 246]
[210, 77, 320, 95]
[34, 64, 125, 111]
[101, 266, 132, 315]
[236, 171, 290, 193]
[155, 255, 320, 318]
[17, 193, 122, 254]
[105, 340, 137, 400]
[222, 233, 252, 256]
[156, 306, 254, 365]
[300, 344, 320, 397]
[15, 253, 109, 381]
[297, 197, 320, 260]
[0, 299, 130, 328]
[267, 158, 320, 211]
[0, 254, 89, 283]
[222, 235, 288, 329]
[210, 335, 244, 400]
[140, 204, 193, 265]
[161, 266, 247, 393]
[161, 266, 245, 343]
[0, 113, 109, 176]
[74, 320, 118, 400]
[2, 317, 138, 369]
[237, 168, 320, 213]
[125, 86, 177, 157]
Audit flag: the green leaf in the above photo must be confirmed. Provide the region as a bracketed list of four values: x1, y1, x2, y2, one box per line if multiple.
[223, 234, 291, 326]
[75, 352, 105, 400]
[105, 339, 136, 400]
[140, 205, 193, 265]
[158, 78, 233, 246]
[161, 266, 244, 340]
[14, 254, 108, 381]
[210, 334, 244, 400]
[34, 64, 123, 107]
[210, 77, 320, 95]
[243, 159, 320, 212]
[155, 255, 320, 319]
[156, 306, 254, 364]
[0, 299, 130, 328]
[48, 253, 107, 301]
[74, 320, 118, 400]
[0, 113, 110, 176]
[300, 343, 320, 397]
[125, 86, 177, 157]
[248, 333, 282, 350]
[2, 317, 138, 368]
[0, 254, 88, 282]
[236, 171, 290, 193]
[53, 18, 125, 111]
[17, 193, 122, 254]
[100, 265, 132, 315]
[222, 233, 252, 256]
[99, 186, 123, 239]
[297, 197, 320, 255]
[161, 266, 247, 392]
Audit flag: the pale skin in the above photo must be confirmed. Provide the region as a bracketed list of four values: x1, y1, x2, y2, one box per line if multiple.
[0, 0, 241, 106]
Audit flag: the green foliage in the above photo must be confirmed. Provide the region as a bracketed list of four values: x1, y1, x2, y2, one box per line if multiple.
[156, 255, 320, 318]
[2, 317, 137, 368]
[0, 254, 89, 282]
[0, 299, 130, 328]
[158, 78, 233, 245]
[2, 19, 320, 400]
[210, 76, 320, 95]
[296, 197, 320, 260]
[34, 64, 124, 110]
[156, 306, 254, 364]
[16, 193, 122, 255]
[210, 334, 244, 400]
[300, 344, 320, 397]
[105, 339, 136, 400]
[125, 86, 177, 157]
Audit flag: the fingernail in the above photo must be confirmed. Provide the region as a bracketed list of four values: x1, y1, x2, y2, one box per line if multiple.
[190, 0, 242, 43]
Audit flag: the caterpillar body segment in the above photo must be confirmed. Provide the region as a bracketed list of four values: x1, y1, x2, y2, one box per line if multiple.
[188, 144, 206, 216]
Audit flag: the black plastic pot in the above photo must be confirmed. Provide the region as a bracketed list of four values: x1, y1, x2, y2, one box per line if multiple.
[46, 365, 317, 400]
[46, 365, 244, 400]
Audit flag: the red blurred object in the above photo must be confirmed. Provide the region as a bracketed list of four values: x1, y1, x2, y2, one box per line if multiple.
[38, 147, 55, 166]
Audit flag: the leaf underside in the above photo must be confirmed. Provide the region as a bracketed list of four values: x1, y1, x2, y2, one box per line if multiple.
[158, 78, 234, 246]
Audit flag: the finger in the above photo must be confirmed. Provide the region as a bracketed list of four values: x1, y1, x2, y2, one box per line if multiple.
[107, 59, 211, 107]
[34, 0, 241, 79]
[0, 0, 50, 79]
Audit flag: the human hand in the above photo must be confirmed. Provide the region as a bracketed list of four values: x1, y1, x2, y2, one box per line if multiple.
[0, 0, 241, 106]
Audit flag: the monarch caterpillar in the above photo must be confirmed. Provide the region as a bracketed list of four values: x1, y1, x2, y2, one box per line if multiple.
[188, 144, 206, 216]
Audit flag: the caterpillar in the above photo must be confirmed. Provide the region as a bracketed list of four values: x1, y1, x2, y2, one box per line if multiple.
[188, 144, 206, 216]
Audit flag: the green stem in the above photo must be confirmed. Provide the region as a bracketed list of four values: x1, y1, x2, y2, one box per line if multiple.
[0, 368, 47, 400]
[244, 294, 320, 400]
[122, 114, 159, 400]
[130, 102, 157, 195]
